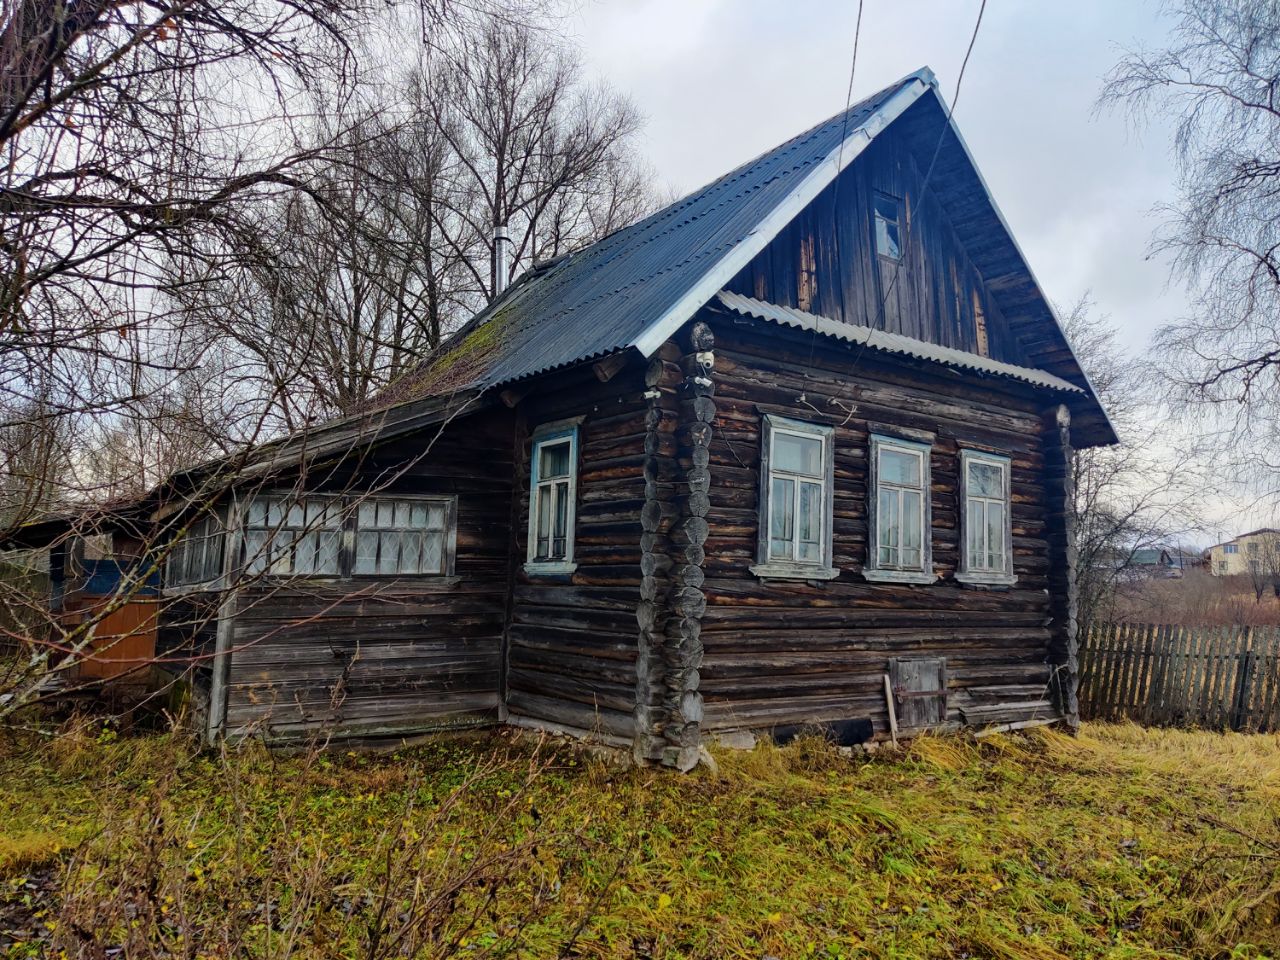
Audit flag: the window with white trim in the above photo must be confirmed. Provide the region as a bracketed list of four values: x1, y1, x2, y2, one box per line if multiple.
[958, 450, 1015, 585]
[751, 415, 836, 580]
[865, 434, 933, 583]
[527, 423, 579, 570]
[166, 512, 225, 587]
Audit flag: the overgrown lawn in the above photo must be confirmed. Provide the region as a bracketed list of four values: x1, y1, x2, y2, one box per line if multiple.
[1, 723, 1278, 958]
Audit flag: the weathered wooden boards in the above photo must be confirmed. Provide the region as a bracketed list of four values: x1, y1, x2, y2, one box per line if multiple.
[1080, 623, 1280, 732]
[693, 316, 1066, 738]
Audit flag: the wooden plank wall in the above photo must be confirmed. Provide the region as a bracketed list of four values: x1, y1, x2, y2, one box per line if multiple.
[219, 409, 515, 742]
[723, 128, 1017, 364]
[1080, 623, 1280, 731]
[698, 315, 1064, 738]
[505, 363, 647, 745]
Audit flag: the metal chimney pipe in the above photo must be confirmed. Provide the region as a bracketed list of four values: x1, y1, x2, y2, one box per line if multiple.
[492, 224, 511, 297]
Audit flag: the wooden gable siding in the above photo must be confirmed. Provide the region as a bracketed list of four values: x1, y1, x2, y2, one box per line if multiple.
[698, 315, 1059, 737]
[723, 128, 1015, 363]
[219, 408, 515, 742]
[505, 364, 648, 745]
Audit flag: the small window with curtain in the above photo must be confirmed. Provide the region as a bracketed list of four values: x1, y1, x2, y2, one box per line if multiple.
[751, 415, 837, 580]
[526, 422, 580, 573]
[873, 192, 902, 261]
[865, 434, 935, 584]
[957, 450, 1015, 586]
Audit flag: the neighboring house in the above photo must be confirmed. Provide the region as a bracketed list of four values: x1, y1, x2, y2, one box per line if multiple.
[1117, 547, 1203, 581]
[1206, 529, 1280, 577]
[10, 69, 1116, 768]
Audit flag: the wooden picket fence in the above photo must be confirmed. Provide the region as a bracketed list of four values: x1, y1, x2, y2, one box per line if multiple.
[1079, 623, 1280, 731]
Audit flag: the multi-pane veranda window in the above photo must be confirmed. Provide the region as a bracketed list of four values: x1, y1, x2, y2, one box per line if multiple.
[355, 500, 449, 575]
[528, 424, 579, 568]
[752, 415, 836, 579]
[244, 498, 343, 576]
[166, 512, 225, 586]
[866, 434, 932, 582]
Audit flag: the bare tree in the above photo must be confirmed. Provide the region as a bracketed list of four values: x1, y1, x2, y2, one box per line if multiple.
[1100, 0, 1280, 494]
[171, 16, 657, 426]
[1062, 298, 1209, 632]
[1244, 529, 1280, 603]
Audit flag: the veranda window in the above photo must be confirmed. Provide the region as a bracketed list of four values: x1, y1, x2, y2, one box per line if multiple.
[957, 450, 1015, 585]
[243, 497, 343, 576]
[354, 499, 450, 575]
[166, 512, 225, 586]
[751, 415, 836, 580]
[865, 434, 934, 584]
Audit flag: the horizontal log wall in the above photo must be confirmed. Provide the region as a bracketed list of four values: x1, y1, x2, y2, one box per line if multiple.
[698, 315, 1062, 737]
[506, 363, 648, 744]
[220, 409, 515, 742]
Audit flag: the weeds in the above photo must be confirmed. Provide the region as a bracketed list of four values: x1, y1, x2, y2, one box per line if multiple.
[0, 723, 1277, 958]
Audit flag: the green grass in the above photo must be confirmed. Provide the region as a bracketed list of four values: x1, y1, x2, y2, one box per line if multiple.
[1, 723, 1278, 958]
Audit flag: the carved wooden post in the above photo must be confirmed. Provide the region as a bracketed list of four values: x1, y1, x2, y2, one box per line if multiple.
[1042, 403, 1079, 730]
[634, 343, 681, 763]
[659, 320, 715, 771]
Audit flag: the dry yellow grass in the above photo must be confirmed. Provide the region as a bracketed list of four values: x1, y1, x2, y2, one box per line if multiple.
[0, 722, 1277, 959]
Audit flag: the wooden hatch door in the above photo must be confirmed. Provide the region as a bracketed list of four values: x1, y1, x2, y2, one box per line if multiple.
[890, 656, 948, 730]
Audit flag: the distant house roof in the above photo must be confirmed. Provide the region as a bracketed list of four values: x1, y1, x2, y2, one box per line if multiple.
[1130, 548, 1168, 566]
[386, 66, 1116, 447]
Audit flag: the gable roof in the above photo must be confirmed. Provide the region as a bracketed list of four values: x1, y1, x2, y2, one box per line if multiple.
[385, 67, 1116, 446]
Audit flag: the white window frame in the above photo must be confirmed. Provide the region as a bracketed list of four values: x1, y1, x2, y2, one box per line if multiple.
[956, 449, 1017, 586]
[525, 420, 581, 575]
[864, 434, 936, 585]
[750, 415, 837, 581]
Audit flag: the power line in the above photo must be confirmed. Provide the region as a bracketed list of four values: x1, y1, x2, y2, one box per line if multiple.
[831, 0, 989, 401]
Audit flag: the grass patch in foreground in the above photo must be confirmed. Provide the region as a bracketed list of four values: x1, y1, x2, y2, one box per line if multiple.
[0, 723, 1278, 959]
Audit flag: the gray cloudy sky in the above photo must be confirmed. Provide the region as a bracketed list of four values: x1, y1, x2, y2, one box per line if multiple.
[572, 0, 1185, 355]
[568, 0, 1273, 541]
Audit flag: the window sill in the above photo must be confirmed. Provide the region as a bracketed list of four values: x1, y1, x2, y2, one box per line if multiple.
[749, 562, 840, 582]
[954, 572, 1018, 588]
[523, 561, 578, 577]
[862, 568, 938, 586]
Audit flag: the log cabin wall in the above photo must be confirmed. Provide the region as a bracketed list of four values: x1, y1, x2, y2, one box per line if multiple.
[698, 312, 1063, 738]
[723, 127, 1016, 364]
[505, 362, 649, 746]
[218, 407, 516, 743]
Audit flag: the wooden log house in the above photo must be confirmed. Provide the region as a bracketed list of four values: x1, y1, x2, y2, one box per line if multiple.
[22, 68, 1116, 768]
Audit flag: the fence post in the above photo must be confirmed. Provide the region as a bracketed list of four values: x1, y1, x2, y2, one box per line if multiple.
[1231, 628, 1256, 732]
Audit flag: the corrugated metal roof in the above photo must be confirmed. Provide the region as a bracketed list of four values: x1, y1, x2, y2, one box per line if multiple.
[387, 70, 932, 398]
[715, 292, 1084, 394]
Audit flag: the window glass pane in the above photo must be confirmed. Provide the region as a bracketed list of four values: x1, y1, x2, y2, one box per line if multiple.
[286, 503, 304, 527]
[427, 503, 446, 532]
[316, 532, 340, 575]
[967, 500, 984, 568]
[769, 476, 794, 559]
[876, 217, 901, 259]
[376, 501, 395, 528]
[536, 485, 552, 559]
[986, 501, 1005, 570]
[247, 501, 266, 526]
[243, 531, 268, 576]
[377, 532, 400, 574]
[422, 532, 444, 574]
[773, 433, 823, 476]
[400, 531, 423, 574]
[394, 501, 411, 529]
[880, 448, 921, 487]
[799, 480, 821, 546]
[878, 490, 897, 549]
[355, 530, 378, 574]
[551, 482, 569, 559]
[410, 503, 427, 530]
[970, 461, 1003, 498]
[539, 440, 571, 480]
[358, 502, 375, 529]
[902, 491, 922, 550]
[874, 194, 898, 221]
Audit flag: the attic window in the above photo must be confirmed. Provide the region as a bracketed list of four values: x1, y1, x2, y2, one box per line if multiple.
[873, 193, 902, 261]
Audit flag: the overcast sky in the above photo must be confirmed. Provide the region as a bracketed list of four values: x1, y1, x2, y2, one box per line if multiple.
[566, 0, 1270, 543]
